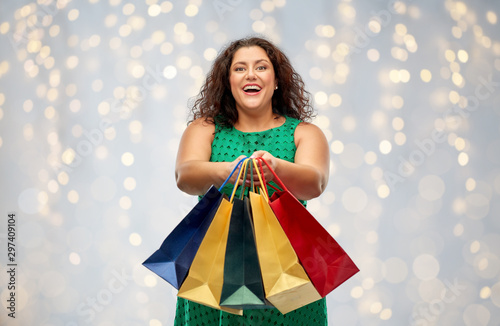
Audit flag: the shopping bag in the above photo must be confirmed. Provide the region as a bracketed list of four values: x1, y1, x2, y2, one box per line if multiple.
[248, 159, 322, 314]
[142, 185, 223, 289]
[142, 157, 245, 290]
[258, 158, 359, 298]
[177, 197, 242, 315]
[220, 159, 272, 309]
[176, 158, 249, 315]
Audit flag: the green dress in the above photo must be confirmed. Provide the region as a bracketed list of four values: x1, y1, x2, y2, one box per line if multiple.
[174, 116, 328, 326]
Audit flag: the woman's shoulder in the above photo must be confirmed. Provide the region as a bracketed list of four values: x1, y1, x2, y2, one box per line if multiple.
[188, 117, 216, 128]
[294, 120, 327, 142]
[184, 117, 216, 138]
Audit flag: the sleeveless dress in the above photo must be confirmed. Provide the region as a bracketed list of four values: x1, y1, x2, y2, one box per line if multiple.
[174, 116, 328, 326]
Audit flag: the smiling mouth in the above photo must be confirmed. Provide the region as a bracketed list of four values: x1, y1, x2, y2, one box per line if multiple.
[243, 85, 262, 94]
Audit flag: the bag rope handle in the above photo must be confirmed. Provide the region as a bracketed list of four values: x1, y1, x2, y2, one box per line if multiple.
[219, 156, 248, 191]
[229, 158, 250, 202]
[239, 159, 252, 200]
[256, 158, 281, 193]
[251, 159, 269, 201]
[255, 157, 287, 192]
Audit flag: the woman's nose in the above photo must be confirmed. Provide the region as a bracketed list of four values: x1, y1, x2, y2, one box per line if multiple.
[246, 68, 256, 80]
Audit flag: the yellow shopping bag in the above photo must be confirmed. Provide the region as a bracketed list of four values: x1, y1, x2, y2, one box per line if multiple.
[249, 159, 322, 314]
[177, 159, 252, 315]
[177, 195, 242, 315]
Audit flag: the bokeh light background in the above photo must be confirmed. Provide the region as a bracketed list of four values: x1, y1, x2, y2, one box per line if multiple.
[1, 0, 500, 325]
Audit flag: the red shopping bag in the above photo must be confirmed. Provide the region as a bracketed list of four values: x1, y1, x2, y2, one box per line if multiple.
[257, 158, 359, 298]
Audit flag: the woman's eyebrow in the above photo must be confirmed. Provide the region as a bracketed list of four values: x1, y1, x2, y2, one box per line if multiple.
[231, 59, 270, 66]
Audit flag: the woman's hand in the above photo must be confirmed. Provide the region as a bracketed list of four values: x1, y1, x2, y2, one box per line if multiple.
[249, 151, 278, 186]
[226, 155, 248, 185]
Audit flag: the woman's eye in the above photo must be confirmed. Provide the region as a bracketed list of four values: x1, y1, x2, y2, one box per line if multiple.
[235, 67, 244, 72]
[257, 66, 266, 70]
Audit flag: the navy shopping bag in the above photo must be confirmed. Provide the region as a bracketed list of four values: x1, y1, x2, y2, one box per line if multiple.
[142, 185, 224, 289]
[220, 159, 273, 310]
[143, 158, 247, 289]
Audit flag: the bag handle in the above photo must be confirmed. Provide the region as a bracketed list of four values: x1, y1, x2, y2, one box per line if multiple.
[219, 157, 248, 191]
[229, 158, 250, 202]
[250, 159, 269, 201]
[255, 157, 287, 192]
[217, 157, 285, 202]
[239, 160, 252, 200]
[248, 162, 256, 197]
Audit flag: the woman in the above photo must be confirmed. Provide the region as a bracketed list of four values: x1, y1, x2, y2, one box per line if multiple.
[175, 36, 330, 325]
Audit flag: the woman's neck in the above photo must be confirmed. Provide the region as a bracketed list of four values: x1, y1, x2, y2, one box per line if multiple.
[234, 110, 283, 132]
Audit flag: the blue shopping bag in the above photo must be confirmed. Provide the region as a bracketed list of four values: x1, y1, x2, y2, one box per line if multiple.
[143, 158, 247, 289]
[142, 185, 224, 289]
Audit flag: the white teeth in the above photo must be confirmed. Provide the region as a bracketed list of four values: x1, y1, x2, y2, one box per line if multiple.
[243, 85, 262, 91]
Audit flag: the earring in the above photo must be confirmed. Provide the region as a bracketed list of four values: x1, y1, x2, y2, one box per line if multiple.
[275, 85, 278, 90]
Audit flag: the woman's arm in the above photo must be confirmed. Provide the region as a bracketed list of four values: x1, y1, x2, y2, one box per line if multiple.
[251, 122, 330, 201]
[175, 118, 244, 196]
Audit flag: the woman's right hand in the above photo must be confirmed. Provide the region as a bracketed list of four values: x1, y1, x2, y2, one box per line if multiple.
[226, 155, 248, 186]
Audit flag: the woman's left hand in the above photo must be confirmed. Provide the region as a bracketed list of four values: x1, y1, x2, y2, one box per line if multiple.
[249, 150, 278, 186]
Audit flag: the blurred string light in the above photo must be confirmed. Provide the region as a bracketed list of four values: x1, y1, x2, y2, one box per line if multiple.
[0, 0, 499, 325]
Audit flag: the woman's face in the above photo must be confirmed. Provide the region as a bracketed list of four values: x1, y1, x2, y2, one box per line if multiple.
[229, 46, 277, 115]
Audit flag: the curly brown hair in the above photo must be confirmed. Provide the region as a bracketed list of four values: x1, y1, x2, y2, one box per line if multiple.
[188, 36, 315, 127]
